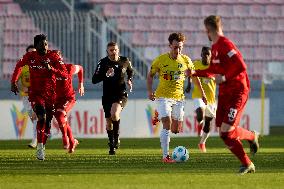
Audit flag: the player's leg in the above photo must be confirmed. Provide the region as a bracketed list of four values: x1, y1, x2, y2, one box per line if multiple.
[199, 103, 215, 152]
[42, 105, 54, 146]
[171, 99, 185, 134]
[157, 98, 175, 163]
[193, 98, 206, 136]
[23, 96, 37, 148]
[54, 108, 69, 149]
[32, 103, 46, 160]
[64, 100, 78, 153]
[102, 96, 115, 155]
[110, 95, 127, 149]
[219, 93, 256, 174]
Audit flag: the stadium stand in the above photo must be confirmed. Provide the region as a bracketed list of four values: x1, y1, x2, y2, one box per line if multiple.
[80, 0, 284, 80]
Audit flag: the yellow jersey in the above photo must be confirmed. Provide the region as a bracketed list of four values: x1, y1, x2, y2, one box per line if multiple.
[18, 65, 30, 97]
[192, 60, 216, 104]
[150, 53, 194, 100]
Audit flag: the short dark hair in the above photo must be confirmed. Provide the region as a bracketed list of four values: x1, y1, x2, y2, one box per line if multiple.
[34, 34, 47, 47]
[26, 44, 35, 52]
[204, 15, 222, 32]
[168, 32, 186, 44]
[107, 41, 118, 48]
[201, 46, 211, 53]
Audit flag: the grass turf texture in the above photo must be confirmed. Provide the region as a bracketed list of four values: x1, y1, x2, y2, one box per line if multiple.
[0, 136, 283, 189]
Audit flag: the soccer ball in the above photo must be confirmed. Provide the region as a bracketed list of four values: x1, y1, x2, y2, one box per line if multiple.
[172, 146, 189, 162]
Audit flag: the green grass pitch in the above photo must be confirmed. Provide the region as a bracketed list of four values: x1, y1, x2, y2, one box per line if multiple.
[0, 136, 283, 189]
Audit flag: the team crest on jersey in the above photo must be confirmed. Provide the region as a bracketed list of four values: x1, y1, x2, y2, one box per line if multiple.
[177, 63, 183, 68]
[30, 60, 35, 64]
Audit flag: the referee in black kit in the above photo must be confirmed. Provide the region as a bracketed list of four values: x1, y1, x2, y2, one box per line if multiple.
[92, 42, 134, 155]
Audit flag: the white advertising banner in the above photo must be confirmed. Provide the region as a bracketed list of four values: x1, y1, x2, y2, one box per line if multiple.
[0, 99, 269, 140]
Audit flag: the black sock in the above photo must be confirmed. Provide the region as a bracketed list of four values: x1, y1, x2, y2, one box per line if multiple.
[107, 130, 114, 145]
[112, 120, 120, 142]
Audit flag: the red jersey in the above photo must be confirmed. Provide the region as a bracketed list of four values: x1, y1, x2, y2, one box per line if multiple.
[195, 36, 250, 95]
[56, 64, 83, 100]
[11, 50, 68, 101]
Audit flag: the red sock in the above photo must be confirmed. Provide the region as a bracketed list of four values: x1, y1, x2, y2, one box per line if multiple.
[59, 126, 68, 147]
[236, 127, 254, 141]
[66, 123, 74, 145]
[221, 131, 251, 166]
[43, 126, 50, 145]
[36, 121, 45, 143]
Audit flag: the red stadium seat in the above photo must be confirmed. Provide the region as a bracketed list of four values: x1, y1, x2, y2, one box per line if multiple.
[166, 18, 183, 32]
[143, 47, 160, 61]
[249, 4, 265, 17]
[255, 47, 272, 60]
[201, 4, 217, 17]
[246, 18, 262, 31]
[150, 18, 167, 31]
[217, 5, 234, 17]
[229, 18, 246, 31]
[103, 4, 120, 17]
[147, 32, 166, 46]
[242, 32, 258, 46]
[6, 3, 23, 16]
[153, 4, 169, 17]
[169, 4, 186, 17]
[262, 18, 278, 31]
[277, 18, 284, 30]
[239, 47, 254, 60]
[272, 47, 284, 60]
[131, 32, 147, 46]
[233, 5, 250, 17]
[116, 18, 134, 31]
[184, 4, 202, 17]
[136, 4, 153, 16]
[134, 18, 151, 31]
[120, 4, 136, 17]
[265, 5, 282, 17]
[182, 18, 203, 31]
[258, 32, 274, 46]
[194, 32, 209, 46]
[274, 33, 284, 46]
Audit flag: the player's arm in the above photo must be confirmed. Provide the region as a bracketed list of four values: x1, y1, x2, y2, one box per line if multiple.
[92, 61, 105, 84]
[71, 64, 84, 96]
[222, 48, 246, 82]
[192, 77, 207, 105]
[11, 56, 28, 95]
[48, 52, 69, 78]
[126, 58, 134, 92]
[147, 57, 159, 101]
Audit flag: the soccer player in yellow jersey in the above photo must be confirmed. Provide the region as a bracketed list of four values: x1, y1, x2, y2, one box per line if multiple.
[17, 45, 37, 148]
[191, 47, 216, 153]
[147, 33, 206, 163]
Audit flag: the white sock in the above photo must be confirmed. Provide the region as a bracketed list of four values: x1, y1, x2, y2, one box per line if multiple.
[160, 129, 170, 158]
[200, 132, 210, 144]
[37, 143, 44, 149]
[32, 120, 37, 143]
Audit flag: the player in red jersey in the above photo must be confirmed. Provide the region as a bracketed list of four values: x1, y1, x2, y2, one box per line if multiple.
[11, 34, 68, 160]
[191, 16, 260, 175]
[53, 57, 84, 153]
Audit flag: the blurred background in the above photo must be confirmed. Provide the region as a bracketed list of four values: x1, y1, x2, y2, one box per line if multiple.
[0, 0, 283, 139]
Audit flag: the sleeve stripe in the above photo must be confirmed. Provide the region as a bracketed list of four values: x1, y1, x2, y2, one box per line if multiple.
[227, 49, 237, 58]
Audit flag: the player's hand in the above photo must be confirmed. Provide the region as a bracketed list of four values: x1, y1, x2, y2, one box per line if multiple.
[215, 74, 226, 84]
[11, 83, 19, 95]
[106, 68, 114, 77]
[185, 69, 195, 77]
[127, 79, 133, 92]
[148, 91, 155, 101]
[78, 83, 85, 96]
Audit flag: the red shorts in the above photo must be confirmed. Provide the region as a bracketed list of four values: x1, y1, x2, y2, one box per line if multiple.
[29, 94, 55, 113]
[215, 92, 248, 127]
[55, 97, 76, 114]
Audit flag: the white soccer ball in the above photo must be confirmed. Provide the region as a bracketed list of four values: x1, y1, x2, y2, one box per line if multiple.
[172, 146, 189, 162]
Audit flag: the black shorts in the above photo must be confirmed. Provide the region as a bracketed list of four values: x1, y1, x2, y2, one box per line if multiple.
[102, 93, 128, 118]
